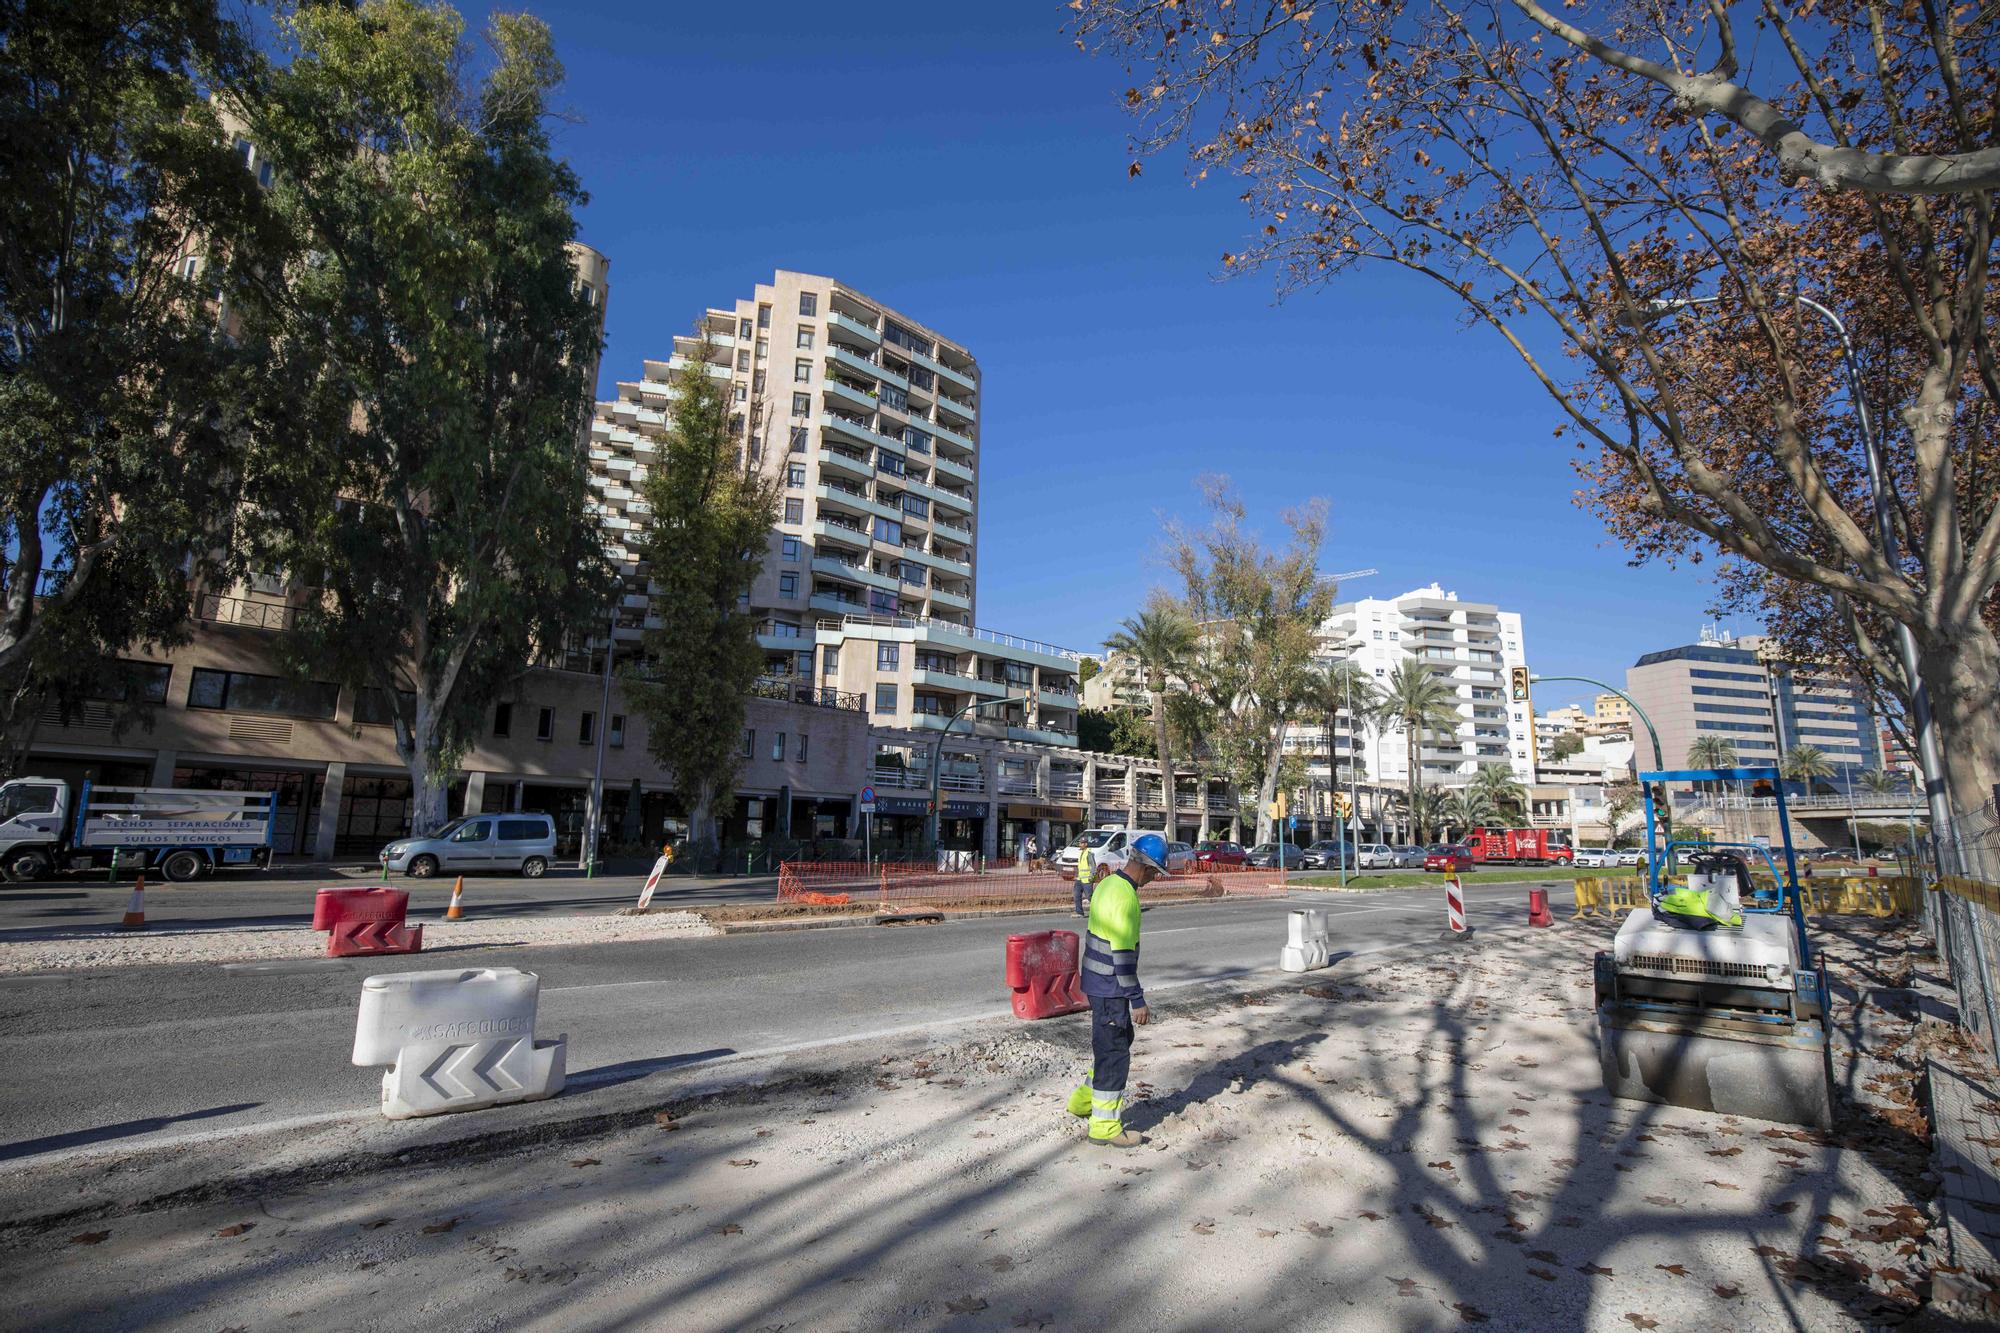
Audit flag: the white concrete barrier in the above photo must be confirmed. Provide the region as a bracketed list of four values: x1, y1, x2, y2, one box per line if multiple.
[353, 967, 566, 1119]
[1280, 909, 1331, 973]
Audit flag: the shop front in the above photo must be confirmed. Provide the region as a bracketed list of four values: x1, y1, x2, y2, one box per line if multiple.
[938, 797, 988, 855]
[1002, 801, 1086, 857]
[868, 794, 932, 856]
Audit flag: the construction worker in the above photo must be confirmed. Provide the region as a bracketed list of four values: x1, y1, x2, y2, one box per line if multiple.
[1065, 832, 1163, 1148]
[1072, 840, 1094, 917]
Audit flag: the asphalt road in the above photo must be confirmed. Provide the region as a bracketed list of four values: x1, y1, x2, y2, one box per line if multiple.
[0, 881, 1549, 1167]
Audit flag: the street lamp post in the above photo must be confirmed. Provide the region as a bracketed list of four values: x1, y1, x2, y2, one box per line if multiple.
[583, 608, 617, 877]
[929, 694, 1030, 854]
[1649, 293, 1956, 870]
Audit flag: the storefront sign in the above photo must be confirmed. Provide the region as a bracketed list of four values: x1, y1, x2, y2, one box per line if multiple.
[1004, 802, 1085, 822]
[875, 795, 931, 817]
[940, 799, 987, 819]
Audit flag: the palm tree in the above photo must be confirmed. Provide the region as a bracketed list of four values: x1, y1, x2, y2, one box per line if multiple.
[1380, 659, 1461, 843]
[1859, 767, 1900, 795]
[1468, 764, 1527, 824]
[1104, 607, 1197, 836]
[1397, 785, 1452, 844]
[1782, 744, 1836, 793]
[1685, 736, 1739, 796]
[1310, 657, 1380, 837]
[1441, 788, 1497, 841]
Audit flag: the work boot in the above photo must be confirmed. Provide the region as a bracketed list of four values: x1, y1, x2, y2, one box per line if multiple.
[1088, 1130, 1144, 1149]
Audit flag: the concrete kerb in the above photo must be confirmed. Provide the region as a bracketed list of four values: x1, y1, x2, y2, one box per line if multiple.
[687, 892, 1269, 935]
[0, 922, 1523, 1238]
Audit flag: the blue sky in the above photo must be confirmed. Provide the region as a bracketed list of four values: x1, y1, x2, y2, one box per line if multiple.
[501, 0, 1748, 711]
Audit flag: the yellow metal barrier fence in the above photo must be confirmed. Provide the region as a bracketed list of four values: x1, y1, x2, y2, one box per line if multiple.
[1571, 874, 1923, 921]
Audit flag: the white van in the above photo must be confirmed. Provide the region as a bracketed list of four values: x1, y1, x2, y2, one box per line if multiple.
[381, 812, 558, 878]
[1052, 826, 1153, 873]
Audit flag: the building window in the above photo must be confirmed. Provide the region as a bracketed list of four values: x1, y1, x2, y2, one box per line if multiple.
[796, 326, 814, 349]
[733, 384, 747, 403]
[83, 660, 173, 704]
[494, 702, 513, 737]
[796, 733, 809, 762]
[877, 451, 906, 477]
[875, 684, 897, 714]
[879, 383, 908, 412]
[877, 643, 900, 669]
[610, 715, 625, 748]
[739, 318, 753, 339]
[903, 495, 929, 518]
[186, 668, 339, 720]
[791, 392, 811, 416]
[753, 370, 766, 393]
[756, 338, 769, 360]
[757, 305, 771, 329]
[784, 497, 804, 523]
[873, 517, 902, 544]
[779, 572, 799, 598]
[354, 688, 415, 727]
[736, 349, 750, 372]
[781, 537, 802, 561]
[533, 707, 555, 741]
[903, 426, 931, 454]
[579, 711, 595, 744]
[789, 426, 808, 453]
[869, 589, 899, 615]
[786, 463, 806, 488]
[799, 292, 817, 316]
[743, 728, 755, 758]
[772, 731, 787, 761]
[794, 358, 813, 384]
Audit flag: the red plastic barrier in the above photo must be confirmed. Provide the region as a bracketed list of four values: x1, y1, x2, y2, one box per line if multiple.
[312, 887, 411, 932]
[1006, 930, 1087, 1020]
[329, 920, 425, 957]
[1527, 888, 1553, 928]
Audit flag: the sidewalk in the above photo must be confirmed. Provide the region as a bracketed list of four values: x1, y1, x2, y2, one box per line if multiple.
[0, 912, 1959, 1330]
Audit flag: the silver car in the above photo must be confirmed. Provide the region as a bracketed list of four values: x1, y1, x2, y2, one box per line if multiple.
[1393, 845, 1427, 868]
[382, 813, 557, 878]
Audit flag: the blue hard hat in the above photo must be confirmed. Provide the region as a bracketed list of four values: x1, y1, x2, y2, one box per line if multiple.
[1127, 832, 1169, 871]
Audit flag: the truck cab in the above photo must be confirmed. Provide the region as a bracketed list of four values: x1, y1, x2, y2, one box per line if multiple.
[0, 778, 69, 881]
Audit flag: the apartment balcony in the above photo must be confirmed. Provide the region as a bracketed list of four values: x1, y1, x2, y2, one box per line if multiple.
[929, 585, 971, 611]
[896, 545, 972, 578]
[933, 514, 973, 539]
[756, 622, 809, 651]
[909, 348, 976, 394]
[914, 668, 1007, 698]
[997, 773, 1041, 797]
[826, 344, 904, 388]
[1050, 775, 1086, 799]
[827, 310, 881, 348]
[934, 393, 976, 425]
[823, 379, 877, 414]
[908, 477, 973, 514]
[1036, 686, 1077, 710]
[817, 448, 872, 482]
[812, 556, 897, 592]
[812, 518, 869, 552]
[808, 590, 870, 617]
[929, 419, 976, 453]
[932, 453, 975, 484]
[820, 411, 903, 454]
[1009, 724, 1078, 747]
[666, 355, 731, 382]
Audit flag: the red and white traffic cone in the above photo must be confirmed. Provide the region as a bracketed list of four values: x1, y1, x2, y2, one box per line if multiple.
[1441, 872, 1473, 942]
[445, 876, 465, 920]
[119, 873, 148, 931]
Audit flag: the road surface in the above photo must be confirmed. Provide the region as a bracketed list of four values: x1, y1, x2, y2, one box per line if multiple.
[0, 880, 1554, 1169]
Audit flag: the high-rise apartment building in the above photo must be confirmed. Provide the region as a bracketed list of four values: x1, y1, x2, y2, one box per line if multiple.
[1624, 627, 1883, 780]
[589, 271, 979, 675]
[1291, 583, 1534, 789]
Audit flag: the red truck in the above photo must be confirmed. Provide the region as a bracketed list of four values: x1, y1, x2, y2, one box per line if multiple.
[1462, 827, 1574, 865]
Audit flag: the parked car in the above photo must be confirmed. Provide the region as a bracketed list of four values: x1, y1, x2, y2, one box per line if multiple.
[1054, 826, 1148, 872]
[1356, 842, 1399, 870]
[1392, 844, 1427, 868]
[1572, 845, 1616, 868]
[1301, 839, 1358, 869]
[1247, 842, 1309, 869]
[1423, 844, 1473, 873]
[1165, 841, 1196, 873]
[1616, 847, 1644, 867]
[1194, 840, 1248, 867]
[382, 812, 557, 878]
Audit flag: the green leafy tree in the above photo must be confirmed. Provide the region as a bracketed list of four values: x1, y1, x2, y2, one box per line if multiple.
[1077, 656, 1101, 685]
[1380, 658, 1461, 842]
[0, 0, 299, 771]
[1604, 778, 1643, 846]
[1859, 768, 1900, 795]
[625, 336, 781, 860]
[1549, 733, 1585, 761]
[1468, 764, 1527, 824]
[246, 0, 609, 834]
[1104, 601, 1196, 834]
[1441, 788, 1498, 842]
[1077, 706, 1154, 758]
[1782, 744, 1836, 792]
[1396, 785, 1451, 845]
[1167, 477, 1335, 845]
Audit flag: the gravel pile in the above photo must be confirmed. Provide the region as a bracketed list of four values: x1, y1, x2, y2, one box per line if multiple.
[0, 911, 716, 973]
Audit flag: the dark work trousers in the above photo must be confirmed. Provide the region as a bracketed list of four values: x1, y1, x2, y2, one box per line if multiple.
[1089, 994, 1134, 1093]
[1073, 875, 1092, 916]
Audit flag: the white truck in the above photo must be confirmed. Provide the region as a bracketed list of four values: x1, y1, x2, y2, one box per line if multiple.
[0, 777, 277, 883]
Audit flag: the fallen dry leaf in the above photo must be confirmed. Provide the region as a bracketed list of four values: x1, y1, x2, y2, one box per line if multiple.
[945, 1297, 988, 1315]
[654, 1112, 679, 1130]
[1579, 1263, 1615, 1277]
[569, 1158, 600, 1168]
[1528, 1267, 1558, 1281]
[983, 1255, 1014, 1272]
[1655, 1264, 1688, 1277]
[1713, 1283, 1743, 1299]
[1256, 1229, 1279, 1239]
[68, 1232, 108, 1245]
[716, 1223, 743, 1236]
[1388, 1276, 1422, 1296]
[1707, 1146, 1743, 1158]
[1527, 1249, 1560, 1263]
[422, 1218, 460, 1235]
[1643, 1195, 1681, 1208]
[359, 1218, 394, 1230]
[1356, 1211, 1384, 1221]
[727, 1159, 758, 1168]
[214, 1223, 254, 1238]
[1427, 1160, 1456, 1171]
[1772, 1201, 1798, 1214]
[1303, 1221, 1337, 1238]
[1190, 1219, 1215, 1235]
[1623, 1316, 1659, 1330]
[1704, 1180, 1741, 1191]
[1451, 1302, 1489, 1323]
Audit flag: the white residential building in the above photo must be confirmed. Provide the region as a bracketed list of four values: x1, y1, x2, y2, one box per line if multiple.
[1288, 582, 1535, 792]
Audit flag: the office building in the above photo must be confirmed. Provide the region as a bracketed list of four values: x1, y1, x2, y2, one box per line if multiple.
[1624, 627, 1882, 782]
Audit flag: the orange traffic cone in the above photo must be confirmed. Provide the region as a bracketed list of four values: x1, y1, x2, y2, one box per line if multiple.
[119, 873, 148, 931]
[445, 876, 465, 921]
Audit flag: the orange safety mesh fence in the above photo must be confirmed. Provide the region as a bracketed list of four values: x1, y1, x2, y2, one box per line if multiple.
[776, 859, 1290, 912]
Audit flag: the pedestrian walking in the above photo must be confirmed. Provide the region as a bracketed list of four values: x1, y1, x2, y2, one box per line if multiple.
[1072, 840, 1094, 916]
[1022, 832, 1039, 871]
[1065, 832, 1165, 1148]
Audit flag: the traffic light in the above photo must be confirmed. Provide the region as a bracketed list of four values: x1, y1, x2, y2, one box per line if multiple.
[1332, 790, 1353, 819]
[1510, 666, 1531, 703]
